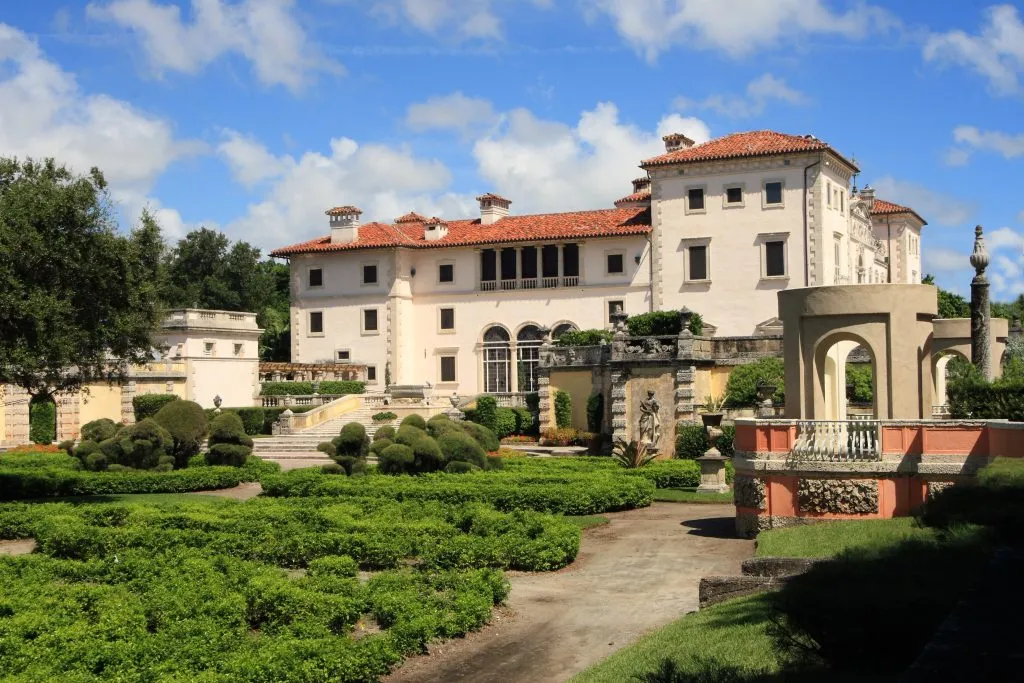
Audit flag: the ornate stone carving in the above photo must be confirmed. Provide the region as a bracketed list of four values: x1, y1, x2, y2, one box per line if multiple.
[733, 475, 766, 510]
[797, 478, 878, 515]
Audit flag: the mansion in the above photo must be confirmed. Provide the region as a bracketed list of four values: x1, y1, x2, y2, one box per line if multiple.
[271, 130, 926, 397]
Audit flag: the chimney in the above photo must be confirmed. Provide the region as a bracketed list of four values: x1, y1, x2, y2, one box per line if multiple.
[858, 186, 875, 213]
[476, 193, 511, 225]
[327, 206, 361, 244]
[423, 217, 448, 242]
[662, 133, 695, 153]
[631, 177, 651, 194]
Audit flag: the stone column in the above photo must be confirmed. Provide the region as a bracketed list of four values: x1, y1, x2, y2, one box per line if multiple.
[537, 376, 553, 433]
[610, 368, 629, 442]
[969, 225, 993, 381]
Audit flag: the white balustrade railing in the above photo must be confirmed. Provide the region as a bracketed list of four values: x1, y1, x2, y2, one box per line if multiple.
[540, 276, 558, 288]
[261, 394, 349, 408]
[480, 280, 497, 291]
[562, 275, 580, 287]
[792, 420, 881, 461]
[480, 276, 581, 291]
[488, 392, 530, 407]
[500, 279, 518, 290]
[520, 278, 538, 289]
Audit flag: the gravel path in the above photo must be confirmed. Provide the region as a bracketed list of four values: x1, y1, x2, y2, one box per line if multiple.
[384, 502, 754, 683]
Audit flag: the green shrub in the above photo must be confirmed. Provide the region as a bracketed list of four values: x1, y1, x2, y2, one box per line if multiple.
[459, 421, 500, 453]
[333, 422, 369, 457]
[474, 396, 498, 432]
[153, 400, 209, 468]
[0, 464, 258, 499]
[57, 439, 76, 456]
[80, 418, 121, 443]
[233, 407, 266, 435]
[512, 407, 535, 435]
[317, 442, 337, 458]
[438, 430, 487, 469]
[555, 328, 613, 346]
[334, 455, 366, 476]
[845, 363, 873, 403]
[492, 407, 517, 439]
[116, 418, 174, 469]
[260, 406, 315, 434]
[410, 435, 444, 474]
[320, 463, 345, 475]
[84, 452, 108, 472]
[586, 393, 604, 433]
[445, 461, 478, 474]
[626, 311, 680, 336]
[485, 455, 505, 471]
[378, 443, 415, 474]
[373, 411, 398, 421]
[369, 438, 392, 456]
[400, 414, 428, 431]
[724, 357, 785, 407]
[375, 425, 397, 441]
[259, 381, 365, 396]
[28, 396, 56, 444]
[395, 424, 428, 447]
[674, 423, 734, 459]
[554, 390, 572, 428]
[946, 378, 1024, 421]
[206, 412, 253, 467]
[132, 393, 179, 421]
[427, 414, 458, 438]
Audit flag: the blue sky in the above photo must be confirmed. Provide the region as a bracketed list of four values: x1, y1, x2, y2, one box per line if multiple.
[1, 0, 1023, 298]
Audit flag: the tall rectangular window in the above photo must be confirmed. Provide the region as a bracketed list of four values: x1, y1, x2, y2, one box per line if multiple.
[521, 246, 538, 279]
[827, 181, 833, 208]
[367, 366, 377, 382]
[308, 268, 323, 288]
[765, 241, 786, 277]
[362, 264, 377, 285]
[309, 311, 323, 334]
[541, 245, 559, 277]
[440, 356, 457, 383]
[688, 245, 708, 281]
[765, 181, 783, 205]
[439, 307, 455, 330]
[363, 309, 378, 332]
[688, 187, 705, 211]
[481, 249, 497, 281]
[438, 263, 454, 283]
[500, 248, 517, 280]
[562, 244, 579, 277]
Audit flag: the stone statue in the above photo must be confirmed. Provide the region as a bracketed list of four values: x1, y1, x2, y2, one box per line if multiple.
[638, 390, 661, 447]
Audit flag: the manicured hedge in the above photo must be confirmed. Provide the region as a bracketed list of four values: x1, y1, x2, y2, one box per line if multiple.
[28, 397, 56, 445]
[554, 329, 613, 346]
[625, 310, 703, 336]
[132, 393, 179, 421]
[206, 406, 266, 435]
[262, 469, 655, 515]
[675, 423, 736, 459]
[0, 457, 278, 500]
[260, 381, 366, 396]
[554, 390, 572, 428]
[724, 357, 785, 407]
[947, 379, 1024, 421]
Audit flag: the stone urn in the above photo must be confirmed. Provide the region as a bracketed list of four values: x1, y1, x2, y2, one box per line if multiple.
[755, 380, 776, 404]
[213, 394, 223, 413]
[449, 392, 460, 408]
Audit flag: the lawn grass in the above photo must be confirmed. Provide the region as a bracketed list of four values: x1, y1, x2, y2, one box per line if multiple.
[755, 517, 934, 558]
[570, 594, 782, 683]
[654, 487, 734, 504]
[568, 515, 610, 530]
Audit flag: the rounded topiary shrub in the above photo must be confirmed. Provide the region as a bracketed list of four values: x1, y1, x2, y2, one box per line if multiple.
[459, 421, 500, 453]
[206, 412, 254, 467]
[438, 430, 487, 469]
[399, 414, 427, 431]
[369, 438, 393, 456]
[233, 407, 265, 436]
[28, 395, 56, 445]
[445, 461, 478, 474]
[80, 418, 122, 444]
[321, 463, 345, 475]
[374, 425, 396, 442]
[426, 414, 458, 438]
[132, 393, 179, 421]
[675, 423, 708, 459]
[333, 422, 369, 457]
[116, 418, 173, 470]
[334, 455, 366, 476]
[378, 443, 414, 474]
[492, 408, 517, 439]
[394, 424, 429, 447]
[317, 442, 337, 458]
[485, 455, 505, 471]
[410, 434, 444, 473]
[154, 400, 209, 468]
[84, 452, 108, 472]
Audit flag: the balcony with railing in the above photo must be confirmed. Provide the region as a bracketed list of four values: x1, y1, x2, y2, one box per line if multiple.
[478, 243, 582, 292]
[791, 419, 881, 462]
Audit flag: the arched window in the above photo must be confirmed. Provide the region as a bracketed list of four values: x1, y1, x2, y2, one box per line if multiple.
[482, 326, 511, 393]
[516, 325, 544, 393]
[551, 322, 578, 343]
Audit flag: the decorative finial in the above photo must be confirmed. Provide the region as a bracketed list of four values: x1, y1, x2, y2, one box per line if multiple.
[969, 225, 989, 275]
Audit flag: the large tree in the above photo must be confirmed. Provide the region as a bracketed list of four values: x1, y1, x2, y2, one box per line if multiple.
[0, 158, 164, 396]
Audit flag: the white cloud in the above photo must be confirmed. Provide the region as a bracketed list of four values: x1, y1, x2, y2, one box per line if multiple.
[583, 0, 894, 61]
[871, 176, 974, 228]
[987, 227, 1024, 296]
[951, 125, 1024, 161]
[473, 102, 710, 213]
[405, 92, 499, 134]
[943, 147, 971, 167]
[674, 72, 809, 119]
[346, 0, 551, 41]
[923, 4, 1024, 95]
[0, 22, 200, 229]
[86, 0, 337, 92]
[220, 134, 473, 250]
[924, 246, 971, 274]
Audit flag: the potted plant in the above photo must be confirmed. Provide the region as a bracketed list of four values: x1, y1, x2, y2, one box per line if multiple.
[700, 394, 725, 429]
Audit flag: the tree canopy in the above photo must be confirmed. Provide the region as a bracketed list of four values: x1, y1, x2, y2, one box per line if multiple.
[0, 158, 164, 395]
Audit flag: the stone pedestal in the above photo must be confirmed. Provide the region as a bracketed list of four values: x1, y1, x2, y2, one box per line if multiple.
[696, 452, 730, 493]
[969, 225, 993, 381]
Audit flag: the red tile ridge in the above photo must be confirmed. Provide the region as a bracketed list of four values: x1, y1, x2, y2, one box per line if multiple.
[326, 205, 362, 216]
[871, 197, 927, 225]
[641, 130, 859, 173]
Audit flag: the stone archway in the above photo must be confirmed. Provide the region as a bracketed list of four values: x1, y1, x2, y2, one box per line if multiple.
[932, 349, 969, 413]
[815, 333, 878, 420]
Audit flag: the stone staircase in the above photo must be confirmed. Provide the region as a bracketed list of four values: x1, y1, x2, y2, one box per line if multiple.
[253, 405, 395, 461]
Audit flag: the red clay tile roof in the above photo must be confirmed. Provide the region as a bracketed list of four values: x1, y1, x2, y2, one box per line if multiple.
[475, 192, 510, 204]
[614, 190, 652, 207]
[641, 130, 859, 172]
[271, 207, 651, 257]
[326, 205, 361, 216]
[871, 198, 927, 225]
[395, 211, 427, 223]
